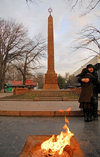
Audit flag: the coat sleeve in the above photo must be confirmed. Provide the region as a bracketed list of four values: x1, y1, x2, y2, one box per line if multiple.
[92, 72, 98, 84]
[92, 71, 100, 94]
[76, 74, 83, 84]
[97, 81, 100, 93]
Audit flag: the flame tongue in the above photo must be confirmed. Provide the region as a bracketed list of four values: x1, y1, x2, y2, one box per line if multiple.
[41, 123, 74, 155]
[41, 108, 74, 156]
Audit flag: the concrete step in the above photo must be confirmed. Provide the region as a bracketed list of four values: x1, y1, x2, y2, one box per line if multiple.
[39, 97, 63, 101]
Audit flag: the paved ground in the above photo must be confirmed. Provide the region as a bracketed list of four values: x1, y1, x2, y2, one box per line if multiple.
[0, 100, 100, 117]
[0, 93, 100, 113]
[0, 100, 82, 111]
[0, 93, 13, 98]
[0, 93, 100, 157]
[0, 116, 100, 157]
[0, 93, 100, 112]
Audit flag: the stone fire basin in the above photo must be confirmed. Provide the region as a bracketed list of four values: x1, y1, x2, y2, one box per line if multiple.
[19, 135, 85, 157]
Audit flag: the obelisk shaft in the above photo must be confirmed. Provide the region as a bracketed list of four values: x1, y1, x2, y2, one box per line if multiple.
[48, 15, 54, 72]
[43, 9, 59, 90]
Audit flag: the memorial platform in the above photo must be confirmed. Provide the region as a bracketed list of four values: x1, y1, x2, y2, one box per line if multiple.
[0, 99, 100, 117]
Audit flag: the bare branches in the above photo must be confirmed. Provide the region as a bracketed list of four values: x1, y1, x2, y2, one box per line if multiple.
[0, 19, 28, 89]
[12, 35, 46, 85]
[66, 0, 100, 15]
[74, 25, 100, 56]
[71, 0, 80, 9]
[25, 0, 41, 5]
[88, 0, 100, 11]
[0, 19, 46, 88]
[0, 19, 27, 63]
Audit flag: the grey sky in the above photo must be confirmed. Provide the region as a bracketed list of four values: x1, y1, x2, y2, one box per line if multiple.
[0, 0, 100, 76]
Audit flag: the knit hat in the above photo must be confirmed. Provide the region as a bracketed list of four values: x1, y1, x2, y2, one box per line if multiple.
[87, 64, 94, 69]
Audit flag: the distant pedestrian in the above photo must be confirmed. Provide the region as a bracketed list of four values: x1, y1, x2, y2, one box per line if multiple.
[77, 64, 98, 122]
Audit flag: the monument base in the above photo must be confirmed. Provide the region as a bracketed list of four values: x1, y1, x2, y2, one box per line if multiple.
[43, 71, 59, 90]
[43, 84, 59, 90]
[13, 89, 79, 101]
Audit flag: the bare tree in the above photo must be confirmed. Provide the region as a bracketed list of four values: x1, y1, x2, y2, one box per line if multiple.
[74, 25, 100, 56]
[0, 19, 44, 90]
[12, 36, 46, 85]
[65, 0, 100, 14]
[26, 0, 33, 2]
[26, 0, 41, 4]
[0, 19, 27, 90]
[5, 65, 22, 82]
[65, 72, 69, 83]
[26, 0, 100, 15]
[35, 73, 44, 89]
[66, 74, 78, 87]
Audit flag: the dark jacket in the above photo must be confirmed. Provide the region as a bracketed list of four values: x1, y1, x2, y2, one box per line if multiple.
[94, 63, 100, 93]
[77, 68, 97, 103]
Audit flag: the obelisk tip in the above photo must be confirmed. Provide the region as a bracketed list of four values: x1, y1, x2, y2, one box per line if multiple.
[48, 8, 53, 15]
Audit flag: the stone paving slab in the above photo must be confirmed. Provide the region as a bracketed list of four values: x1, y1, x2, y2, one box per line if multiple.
[0, 101, 81, 111]
[0, 101, 100, 117]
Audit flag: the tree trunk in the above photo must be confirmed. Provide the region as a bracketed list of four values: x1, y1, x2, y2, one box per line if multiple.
[0, 71, 5, 91]
[23, 74, 26, 85]
[23, 55, 27, 85]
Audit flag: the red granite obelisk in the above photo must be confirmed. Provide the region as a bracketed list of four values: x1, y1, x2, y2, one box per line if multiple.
[43, 8, 59, 90]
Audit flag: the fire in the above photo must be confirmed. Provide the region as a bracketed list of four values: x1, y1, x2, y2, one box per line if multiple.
[66, 107, 71, 112]
[41, 108, 74, 156]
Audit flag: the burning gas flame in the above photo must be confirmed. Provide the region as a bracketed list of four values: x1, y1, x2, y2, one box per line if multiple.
[41, 108, 74, 155]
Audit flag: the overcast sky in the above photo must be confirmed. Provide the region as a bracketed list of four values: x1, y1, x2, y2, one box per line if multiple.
[0, 0, 100, 76]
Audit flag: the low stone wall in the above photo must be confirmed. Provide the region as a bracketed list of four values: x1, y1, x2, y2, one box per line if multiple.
[13, 88, 32, 95]
[73, 87, 81, 95]
[13, 88, 81, 100]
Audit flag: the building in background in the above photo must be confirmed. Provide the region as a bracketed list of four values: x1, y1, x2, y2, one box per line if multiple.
[4, 80, 37, 92]
[74, 55, 100, 81]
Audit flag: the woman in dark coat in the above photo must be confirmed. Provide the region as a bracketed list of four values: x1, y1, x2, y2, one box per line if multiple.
[77, 64, 97, 121]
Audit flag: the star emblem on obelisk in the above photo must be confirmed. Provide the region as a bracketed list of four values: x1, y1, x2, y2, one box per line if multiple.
[48, 8, 53, 15]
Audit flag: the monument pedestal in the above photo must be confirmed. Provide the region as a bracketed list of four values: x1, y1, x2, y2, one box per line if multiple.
[43, 71, 59, 90]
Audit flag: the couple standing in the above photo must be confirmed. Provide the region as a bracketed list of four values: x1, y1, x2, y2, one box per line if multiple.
[77, 64, 99, 122]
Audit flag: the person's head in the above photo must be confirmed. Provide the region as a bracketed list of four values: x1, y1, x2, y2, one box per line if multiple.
[87, 64, 94, 73]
